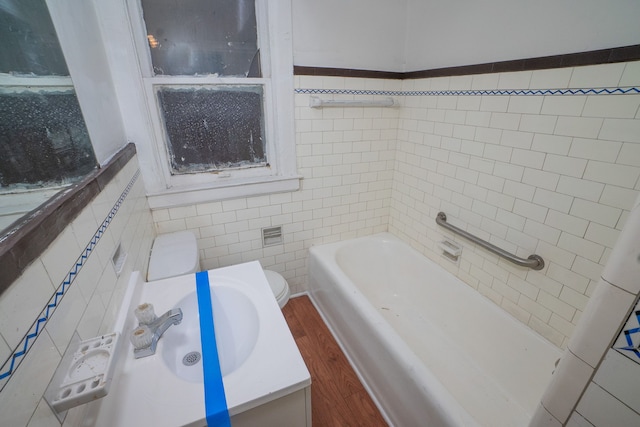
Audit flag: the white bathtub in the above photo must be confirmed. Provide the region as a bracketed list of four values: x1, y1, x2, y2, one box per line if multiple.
[309, 233, 561, 427]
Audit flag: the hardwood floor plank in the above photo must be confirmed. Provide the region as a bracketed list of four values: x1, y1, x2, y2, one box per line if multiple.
[282, 301, 306, 339]
[345, 391, 388, 426]
[297, 336, 354, 427]
[282, 296, 388, 427]
[287, 297, 364, 397]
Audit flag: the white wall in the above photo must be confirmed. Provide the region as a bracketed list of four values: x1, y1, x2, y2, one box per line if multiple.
[92, 0, 173, 193]
[404, 0, 640, 71]
[46, 0, 128, 165]
[292, 0, 640, 72]
[292, 0, 408, 72]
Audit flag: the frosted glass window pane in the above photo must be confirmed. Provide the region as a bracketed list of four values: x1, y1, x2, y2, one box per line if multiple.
[158, 86, 266, 173]
[0, 0, 69, 75]
[140, 0, 258, 76]
[0, 90, 97, 188]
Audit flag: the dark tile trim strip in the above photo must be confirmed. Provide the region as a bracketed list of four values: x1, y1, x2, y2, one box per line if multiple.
[0, 143, 136, 295]
[295, 44, 640, 80]
[294, 66, 404, 80]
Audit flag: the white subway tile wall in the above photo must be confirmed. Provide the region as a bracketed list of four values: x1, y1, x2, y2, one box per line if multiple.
[152, 61, 640, 352]
[0, 156, 155, 426]
[390, 61, 640, 348]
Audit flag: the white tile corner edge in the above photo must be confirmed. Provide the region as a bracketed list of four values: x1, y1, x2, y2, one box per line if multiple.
[540, 350, 594, 424]
[567, 278, 636, 368]
[529, 403, 562, 427]
[601, 196, 640, 294]
[565, 411, 595, 427]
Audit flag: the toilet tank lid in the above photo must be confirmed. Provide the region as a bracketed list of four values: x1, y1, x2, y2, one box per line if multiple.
[147, 231, 199, 281]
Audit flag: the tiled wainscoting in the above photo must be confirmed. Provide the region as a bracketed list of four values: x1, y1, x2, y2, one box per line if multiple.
[391, 62, 640, 348]
[153, 61, 640, 349]
[0, 154, 155, 426]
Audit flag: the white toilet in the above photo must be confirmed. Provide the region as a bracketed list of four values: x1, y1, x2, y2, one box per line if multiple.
[147, 231, 291, 308]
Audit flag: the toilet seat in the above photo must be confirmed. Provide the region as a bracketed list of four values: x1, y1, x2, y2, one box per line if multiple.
[263, 270, 291, 308]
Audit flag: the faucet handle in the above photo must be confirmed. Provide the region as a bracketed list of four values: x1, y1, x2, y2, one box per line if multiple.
[130, 325, 153, 350]
[134, 303, 158, 325]
[131, 307, 182, 359]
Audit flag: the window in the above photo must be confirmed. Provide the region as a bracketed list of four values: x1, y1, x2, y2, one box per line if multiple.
[140, 0, 259, 78]
[157, 85, 266, 173]
[128, 0, 297, 207]
[0, 0, 96, 231]
[0, 89, 95, 188]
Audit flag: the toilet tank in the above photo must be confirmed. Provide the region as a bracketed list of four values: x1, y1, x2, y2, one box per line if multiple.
[147, 231, 200, 281]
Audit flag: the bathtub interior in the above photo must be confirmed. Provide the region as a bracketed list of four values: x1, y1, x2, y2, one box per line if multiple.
[311, 232, 562, 427]
[309, 252, 476, 427]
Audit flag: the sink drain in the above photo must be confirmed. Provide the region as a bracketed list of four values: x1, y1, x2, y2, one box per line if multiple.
[182, 351, 201, 366]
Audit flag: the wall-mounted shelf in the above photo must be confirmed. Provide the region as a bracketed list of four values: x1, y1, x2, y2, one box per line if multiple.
[309, 96, 396, 108]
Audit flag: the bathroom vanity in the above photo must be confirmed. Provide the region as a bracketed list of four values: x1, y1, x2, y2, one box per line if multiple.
[78, 261, 311, 427]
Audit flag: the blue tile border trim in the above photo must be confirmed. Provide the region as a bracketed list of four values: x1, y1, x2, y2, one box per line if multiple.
[296, 89, 404, 96]
[0, 169, 140, 392]
[0, 143, 137, 295]
[295, 87, 640, 96]
[615, 308, 640, 364]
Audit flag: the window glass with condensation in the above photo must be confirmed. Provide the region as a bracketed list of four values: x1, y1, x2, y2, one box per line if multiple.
[157, 85, 266, 173]
[139, 0, 265, 175]
[0, 0, 96, 198]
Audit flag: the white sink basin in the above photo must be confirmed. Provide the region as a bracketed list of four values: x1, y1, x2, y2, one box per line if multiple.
[160, 286, 259, 382]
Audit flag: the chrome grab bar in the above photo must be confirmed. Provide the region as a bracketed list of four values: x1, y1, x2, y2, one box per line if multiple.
[436, 212, 545, 270]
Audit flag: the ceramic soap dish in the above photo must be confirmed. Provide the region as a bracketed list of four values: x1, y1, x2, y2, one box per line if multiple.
[46, 332, 120, 414]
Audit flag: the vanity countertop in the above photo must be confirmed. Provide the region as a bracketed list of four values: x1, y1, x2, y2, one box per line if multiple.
[79, 261, 310, 427]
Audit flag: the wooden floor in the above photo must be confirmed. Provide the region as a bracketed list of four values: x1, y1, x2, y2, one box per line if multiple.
[282, 295, 388, 427]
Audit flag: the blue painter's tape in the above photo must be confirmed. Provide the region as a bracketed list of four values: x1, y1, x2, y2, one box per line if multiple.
[195, 271, 231, 427]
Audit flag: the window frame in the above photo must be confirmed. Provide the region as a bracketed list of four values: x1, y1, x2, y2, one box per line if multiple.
[126, 0, 298, 208]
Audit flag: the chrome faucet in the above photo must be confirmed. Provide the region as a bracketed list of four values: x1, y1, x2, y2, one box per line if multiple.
[132, 308, 183, 359]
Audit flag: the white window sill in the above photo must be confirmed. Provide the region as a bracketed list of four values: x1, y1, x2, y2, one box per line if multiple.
[146, 175, 302, 209]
